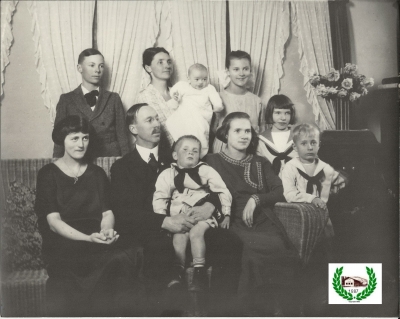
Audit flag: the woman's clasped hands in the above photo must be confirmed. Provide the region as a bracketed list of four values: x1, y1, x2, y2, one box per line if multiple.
[89, 229, 119, 244]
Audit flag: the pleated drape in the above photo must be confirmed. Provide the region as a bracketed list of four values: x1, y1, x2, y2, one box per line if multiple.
[96, 1, 161, 110]
[27, 1, 95, 123]
[164, 0, 227, 91]
[1, 0, 18, 97]
[291, 0, 336, 130]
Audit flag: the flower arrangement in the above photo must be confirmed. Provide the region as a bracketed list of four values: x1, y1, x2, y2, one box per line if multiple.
[309, 63, 374, 102]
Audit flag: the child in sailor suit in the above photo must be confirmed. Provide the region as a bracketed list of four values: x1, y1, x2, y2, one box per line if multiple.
[281, 123, 346, 206]
[152, 135, 231, 289]
[257, 95, 298, 177]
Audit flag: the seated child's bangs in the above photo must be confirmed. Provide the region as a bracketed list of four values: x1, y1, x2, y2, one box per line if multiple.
[265, 95, 296, 124]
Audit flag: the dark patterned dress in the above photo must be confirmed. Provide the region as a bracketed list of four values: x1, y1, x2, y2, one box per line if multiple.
[35, 163, 141, 316]
[206, 152, 300, 298]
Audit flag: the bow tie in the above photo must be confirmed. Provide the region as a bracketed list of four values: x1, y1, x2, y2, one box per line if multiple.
[84, 90, 99, 107]
[264, 143, 293, 175]
[174, 164, 205, 193]
[297, 168, 324, 196]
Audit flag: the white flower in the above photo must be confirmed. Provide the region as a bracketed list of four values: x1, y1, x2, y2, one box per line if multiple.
[315, 84, 329, 97]
[361, 87, 368, 96]
[326, 68, 340, 81]
[344, 63, 358, 74]
[342, 78, 353, 90]
[363, 77, 374, 88]
[349, 92, 361, 102]
[327, 86, 339, 94]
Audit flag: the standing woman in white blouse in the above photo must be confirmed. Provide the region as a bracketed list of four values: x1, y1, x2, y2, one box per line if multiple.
[257, 95, 297, 178]
[136, 47, 179, 149]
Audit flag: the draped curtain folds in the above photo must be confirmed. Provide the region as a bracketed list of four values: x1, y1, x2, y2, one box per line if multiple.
[27, 1, 95, 123]
[1, 0, 18, 97]
[164, 0, 226, 91]
[96, 1, 161, 110]
[228, 1, 290, 104]
[329, 0, 351, 130]
[291, 0, 335, 130]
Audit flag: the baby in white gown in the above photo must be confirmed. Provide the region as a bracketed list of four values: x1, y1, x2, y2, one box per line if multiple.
[166, 64, 223, 158]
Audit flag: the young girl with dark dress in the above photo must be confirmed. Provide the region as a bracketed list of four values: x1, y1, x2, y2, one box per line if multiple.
[205, 112, 300, 315]
[35, 116, 142, 316]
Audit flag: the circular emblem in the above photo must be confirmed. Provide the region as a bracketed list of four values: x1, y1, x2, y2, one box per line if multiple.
[332, 266, 377, 301]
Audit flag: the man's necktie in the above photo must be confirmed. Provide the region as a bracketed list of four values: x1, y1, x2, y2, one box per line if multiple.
[264, 143, 293, 175]
[174, 164, 205, 193]
[297, 168, 324, 196]
[148, 153, 158, 172]
[84, 90, 99, 108]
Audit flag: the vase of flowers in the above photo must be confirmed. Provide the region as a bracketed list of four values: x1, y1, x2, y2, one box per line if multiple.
[309, 64, 374, 130]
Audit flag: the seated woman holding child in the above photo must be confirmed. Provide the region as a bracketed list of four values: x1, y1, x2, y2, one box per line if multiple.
[206, 112, 300, 316]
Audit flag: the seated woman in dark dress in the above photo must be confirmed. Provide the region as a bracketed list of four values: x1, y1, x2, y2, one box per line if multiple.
[35, 115, 142, 316]
[206, 112, 300, 316]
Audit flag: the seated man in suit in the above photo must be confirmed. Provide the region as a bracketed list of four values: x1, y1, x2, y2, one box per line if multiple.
[110, 103, 241, 315]
[53, 48, 129, 158]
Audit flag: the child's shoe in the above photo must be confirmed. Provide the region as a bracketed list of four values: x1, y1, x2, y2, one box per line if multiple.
[189, 267, 208, 292]
[167, 265, 185, 288]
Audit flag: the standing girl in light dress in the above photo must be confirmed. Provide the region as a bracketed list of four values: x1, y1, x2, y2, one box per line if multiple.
[257, 94, 297, 177]
[212, 51, 263, 153]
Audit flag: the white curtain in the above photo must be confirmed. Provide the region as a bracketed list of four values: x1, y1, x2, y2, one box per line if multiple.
[27, 1, 95, 123]
[96, 1, 161, 110]
[291, 0, 335, 130]
[228, 0, 290, 104]
[163, 0, 226, 90]
[1, 0, 18, 97]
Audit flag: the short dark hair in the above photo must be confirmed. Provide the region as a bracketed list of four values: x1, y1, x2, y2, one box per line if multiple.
[78, 48, 104, 64]
[52, 115, 92, 146]
[265, 94, 296, 125]
[172, 135, 202, 153]
[125, 103, 149, 127]
[225, 50, 251, 69]
[216, 112, 258, 154]
[142, 47, 170, 73]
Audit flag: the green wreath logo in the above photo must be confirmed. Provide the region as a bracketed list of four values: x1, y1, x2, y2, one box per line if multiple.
[332, 266, 377, 301]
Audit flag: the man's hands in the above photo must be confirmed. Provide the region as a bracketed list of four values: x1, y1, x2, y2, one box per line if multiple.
[311, 197, 327, 209]
[242, 198, 256, 227]
[187, 202, 215, 221]
[89, 229, 119, 244]
[161, 214, 197, 233]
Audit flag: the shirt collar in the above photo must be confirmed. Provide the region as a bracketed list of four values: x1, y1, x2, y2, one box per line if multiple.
[291, 157, 327, 175]
[171, 161, 205, 169]
[136, 144, 159, 163]
[81, 84, 100, 95]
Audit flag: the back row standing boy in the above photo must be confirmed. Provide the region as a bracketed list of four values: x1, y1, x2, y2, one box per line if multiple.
[53, 48, 129, 158]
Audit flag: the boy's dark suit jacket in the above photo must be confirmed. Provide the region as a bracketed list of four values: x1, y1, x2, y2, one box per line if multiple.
[53, 86, 130, 158]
